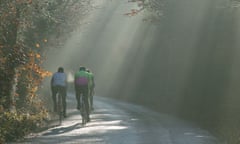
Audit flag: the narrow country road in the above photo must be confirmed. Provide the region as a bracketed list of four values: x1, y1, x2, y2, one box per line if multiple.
[11, 0, 229, 143]
[12, 94, 221, 144]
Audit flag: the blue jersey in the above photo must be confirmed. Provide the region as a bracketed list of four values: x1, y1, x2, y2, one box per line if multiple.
[52, 72, 67, 86]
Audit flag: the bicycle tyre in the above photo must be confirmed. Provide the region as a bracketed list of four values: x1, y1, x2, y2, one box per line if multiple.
[81, 97, 87, 126]
[58, 93, 63, 125]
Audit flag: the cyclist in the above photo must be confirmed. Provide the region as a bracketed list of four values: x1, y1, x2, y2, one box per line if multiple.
[74, 66, 90, 121]
[51, 67, 67, 118]
[86, 69, 95, 111]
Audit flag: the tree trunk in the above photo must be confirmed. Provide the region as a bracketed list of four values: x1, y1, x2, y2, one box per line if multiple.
[0, 5, 20, 110]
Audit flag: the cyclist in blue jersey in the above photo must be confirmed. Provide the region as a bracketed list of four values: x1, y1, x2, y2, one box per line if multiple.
[51, 67, 67, 117]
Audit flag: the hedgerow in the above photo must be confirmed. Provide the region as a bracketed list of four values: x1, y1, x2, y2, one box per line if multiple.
[0, 0, 93, 142]
[0, 108, 48, 143]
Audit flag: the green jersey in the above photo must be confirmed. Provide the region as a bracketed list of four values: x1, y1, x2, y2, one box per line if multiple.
[74, 70, 90, 86]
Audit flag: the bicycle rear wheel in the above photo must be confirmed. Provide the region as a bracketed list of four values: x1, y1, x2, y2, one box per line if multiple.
[81, 102, 86, 125]
[58, 93, 63, 125]
[80, 95, 89, 126]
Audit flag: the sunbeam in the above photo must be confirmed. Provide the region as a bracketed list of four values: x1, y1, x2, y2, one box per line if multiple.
[41, 0, 240, 142]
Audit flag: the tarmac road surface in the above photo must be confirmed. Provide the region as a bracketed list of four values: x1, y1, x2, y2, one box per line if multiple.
[11, 94, 221, 144]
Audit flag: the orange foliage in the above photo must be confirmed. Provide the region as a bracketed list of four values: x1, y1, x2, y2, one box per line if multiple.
[125, 0, 144, 16]
[15, 0, 32, 5]
[0, 105, 3, 113]
[35, 53, 41, 59]
[124, 9, 140, 16]
[14, 50, 52, 104]
[14, 93, 19, 97]
[27, 0, 32, 4]
[0, 54, 6, 64]
[35, 43, 40, 48]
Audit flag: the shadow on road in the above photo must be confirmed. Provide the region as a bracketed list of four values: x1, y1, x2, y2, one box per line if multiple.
[43, 123, 81, 136]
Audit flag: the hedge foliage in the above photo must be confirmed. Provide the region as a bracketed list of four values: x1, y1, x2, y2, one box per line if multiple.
[0, 109, 48, 143]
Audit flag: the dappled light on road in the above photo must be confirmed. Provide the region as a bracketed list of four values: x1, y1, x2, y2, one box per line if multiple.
[11, 95, 220, 144]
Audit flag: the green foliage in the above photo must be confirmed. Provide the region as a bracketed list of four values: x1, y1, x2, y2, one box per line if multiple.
[0, 0, 93, 142]
[0, 110, 47, 143]
[213, 112, 240, 144]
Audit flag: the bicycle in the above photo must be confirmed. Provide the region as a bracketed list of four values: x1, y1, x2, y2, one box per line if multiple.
[56, 87, 63, 125]
[80, 95, 88, 126]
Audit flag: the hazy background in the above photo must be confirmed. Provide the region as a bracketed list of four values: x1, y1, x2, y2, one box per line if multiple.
[42, 0, 240, 139]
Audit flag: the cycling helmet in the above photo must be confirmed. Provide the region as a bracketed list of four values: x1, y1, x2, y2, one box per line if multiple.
[79, 66, 86, 71]
[58, 67, 64, 72]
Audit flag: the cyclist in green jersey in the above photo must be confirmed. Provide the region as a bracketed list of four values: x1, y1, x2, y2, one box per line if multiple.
[74, 66, 90, 121]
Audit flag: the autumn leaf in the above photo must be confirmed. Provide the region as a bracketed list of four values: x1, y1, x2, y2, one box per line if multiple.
[14, 93, 19, 97]
[0, 105, 4, 113]
[35, 53, 41, 59]
[27, 0, 32, 4]
[28, 52, 34, 57]
[35, 43, 40, 48]
[124, 9, 140, 16]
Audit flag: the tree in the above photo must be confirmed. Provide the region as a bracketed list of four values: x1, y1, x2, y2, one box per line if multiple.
[0, 0, 93, 111]
[125, 0, 165, 22]
[0, 0, 26, 109]
[0, 0, 94, 142]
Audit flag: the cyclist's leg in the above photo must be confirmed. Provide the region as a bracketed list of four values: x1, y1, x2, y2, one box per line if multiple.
[87, 89, 91, 110]
[90, 87, 94, 110]
[61, 86, 67, 117]
[79, 88, 84, 111]
[52, 86, 57, 112]
[83, 86, 90, 120]
[76, 87, 81, 110]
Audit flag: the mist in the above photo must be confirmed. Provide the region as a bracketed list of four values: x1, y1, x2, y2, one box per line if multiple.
[42, 0, 240, 136]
